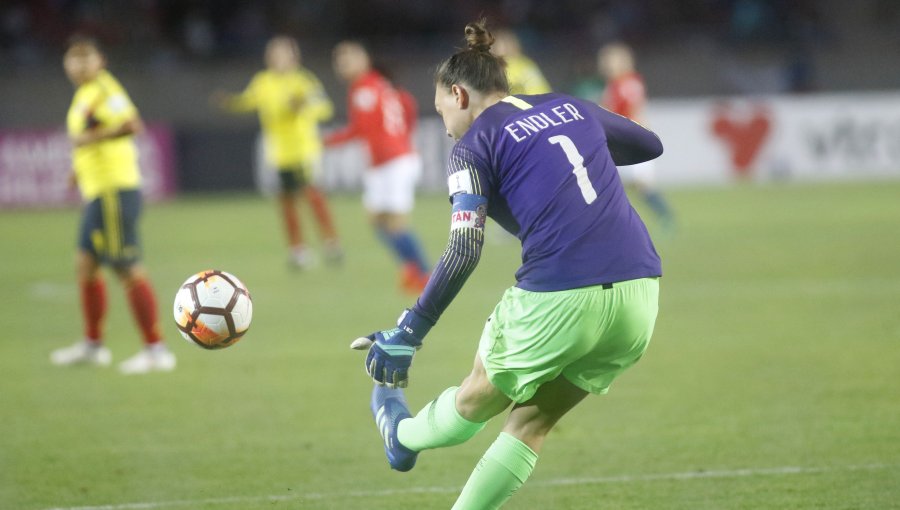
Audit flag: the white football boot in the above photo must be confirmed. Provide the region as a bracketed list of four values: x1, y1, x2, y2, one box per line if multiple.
[118, 344, 176, 375]
[289, 246, 316, 270]
[323, 239, 345, 266]
[50, 340, 112, 367]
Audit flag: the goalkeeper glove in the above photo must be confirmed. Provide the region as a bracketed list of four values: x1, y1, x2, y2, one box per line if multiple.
[351, 308, 434, 388]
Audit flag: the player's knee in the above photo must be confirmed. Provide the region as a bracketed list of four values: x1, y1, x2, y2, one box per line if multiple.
[456, 375, 510, 423]
[503, 414, 557, 448]
[384, 213, 408, 232]
[76, 252, 101, 282]
[114, 264, 145, 287]
[455, 394, 495, 423]
[368, 212, 386, 227]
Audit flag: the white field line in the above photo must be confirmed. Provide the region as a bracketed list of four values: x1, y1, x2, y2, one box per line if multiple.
[42, 462, 897, 510]
[27, 282, 76, 301]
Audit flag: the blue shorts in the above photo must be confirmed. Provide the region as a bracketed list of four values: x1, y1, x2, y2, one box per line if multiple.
[78, 189, 142, 268]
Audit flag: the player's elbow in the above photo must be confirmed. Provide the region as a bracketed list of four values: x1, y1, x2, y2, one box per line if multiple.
[645, 132, 663, 160]
[124, 117, 145, 136]
[619, 133, 663, 165]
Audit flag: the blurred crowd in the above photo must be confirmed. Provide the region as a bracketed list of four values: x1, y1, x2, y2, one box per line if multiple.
[2, 0, 899, 98]
[1, 0, 843, 59]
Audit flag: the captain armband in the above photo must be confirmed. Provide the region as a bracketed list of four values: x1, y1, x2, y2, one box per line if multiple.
[449, 193, 488, 232]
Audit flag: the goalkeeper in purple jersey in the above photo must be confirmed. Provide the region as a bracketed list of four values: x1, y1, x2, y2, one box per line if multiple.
[352, 20, 663, 510]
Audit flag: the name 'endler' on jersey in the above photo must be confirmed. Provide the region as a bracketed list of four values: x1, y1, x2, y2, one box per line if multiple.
[448, 93, 662, 292]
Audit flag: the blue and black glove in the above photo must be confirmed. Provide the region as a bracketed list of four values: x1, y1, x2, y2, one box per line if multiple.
[350, 308, 434, 388]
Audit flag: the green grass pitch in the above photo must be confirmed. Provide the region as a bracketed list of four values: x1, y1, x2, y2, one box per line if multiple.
[1, 182, 899, 509]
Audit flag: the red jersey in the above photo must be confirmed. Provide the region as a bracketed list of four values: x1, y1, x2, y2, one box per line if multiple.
[601, 72, 646, 121]
[325, 70, 416, 167]
[398, 87, 418, 134]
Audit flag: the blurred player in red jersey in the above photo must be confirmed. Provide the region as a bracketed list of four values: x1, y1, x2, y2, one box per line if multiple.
[327, 41, 429, 293]
[599, 42, 675, 232]
[372, 63, 420, 136]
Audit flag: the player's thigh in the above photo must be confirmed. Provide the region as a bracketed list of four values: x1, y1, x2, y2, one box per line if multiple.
[114, 262, 148, 287]
[511, 374, 589, 425]
[78, 195, 105, 262]
[456, 353, 513, 423]
[381, 212, 409, 233]
[503, 373, 589, 449]
[76, 250, 102, 281]
[561, 277, 659, 395]
[477, 286, 601, 404]
[106, 189, 143, 271]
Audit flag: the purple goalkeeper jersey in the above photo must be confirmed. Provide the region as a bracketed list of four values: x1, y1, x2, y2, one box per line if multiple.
[448, 93, 662, 291]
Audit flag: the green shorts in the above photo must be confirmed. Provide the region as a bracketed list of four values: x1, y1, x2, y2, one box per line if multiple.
[478, 277, 659, 403]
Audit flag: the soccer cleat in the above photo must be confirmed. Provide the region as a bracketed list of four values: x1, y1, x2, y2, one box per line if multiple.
[371, 385, 418, 472]
[118, 345, 176, 375]
[50, 340, 111, 367]
[399, 263, 429, 295]
[415, 272, 430, 292]
[289, 246, 316, 270]
[323, 239, 345, 266]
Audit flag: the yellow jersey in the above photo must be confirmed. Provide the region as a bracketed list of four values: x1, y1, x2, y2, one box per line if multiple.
[67, 70, 141, 201]
[226, 68, 333, 168]
[505, 55, 552, 95]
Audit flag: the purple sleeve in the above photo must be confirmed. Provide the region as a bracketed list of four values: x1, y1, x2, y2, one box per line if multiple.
[411, 144, 491, 324]
[411, 196, 486, 323]
[594, 106, 664, 166]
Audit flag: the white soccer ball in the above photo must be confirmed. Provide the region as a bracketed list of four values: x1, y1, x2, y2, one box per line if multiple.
[173, 270, 252, 350]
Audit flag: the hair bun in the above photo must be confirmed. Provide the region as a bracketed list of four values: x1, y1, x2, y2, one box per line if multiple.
[464, 20, 494, 52]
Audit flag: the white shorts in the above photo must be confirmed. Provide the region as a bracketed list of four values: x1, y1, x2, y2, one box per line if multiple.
[363, 153, 421, 214]
[618, 160, 656, 187]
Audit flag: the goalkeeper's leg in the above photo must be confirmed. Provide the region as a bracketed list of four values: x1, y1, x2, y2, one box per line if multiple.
[397, 354, 511, 452]
[451, 372, 588, 510]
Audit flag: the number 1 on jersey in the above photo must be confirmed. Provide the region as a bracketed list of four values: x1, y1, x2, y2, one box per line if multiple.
[548, 135, 598, 204]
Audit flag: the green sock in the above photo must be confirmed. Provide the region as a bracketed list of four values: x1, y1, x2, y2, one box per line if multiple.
[451, 432, 538, 510]
[397, 386, 486, 451]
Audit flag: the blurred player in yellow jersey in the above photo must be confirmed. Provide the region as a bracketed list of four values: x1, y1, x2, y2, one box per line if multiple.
[492, 29, 552, 95]
[214, 36, 342, 268]
[51, 37, 176, 375]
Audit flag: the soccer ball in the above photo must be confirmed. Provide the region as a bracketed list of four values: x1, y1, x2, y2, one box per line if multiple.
[173, 270, 252, 350]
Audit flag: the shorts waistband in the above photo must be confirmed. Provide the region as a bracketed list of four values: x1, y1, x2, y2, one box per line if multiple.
[513, 276, 659, 295]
